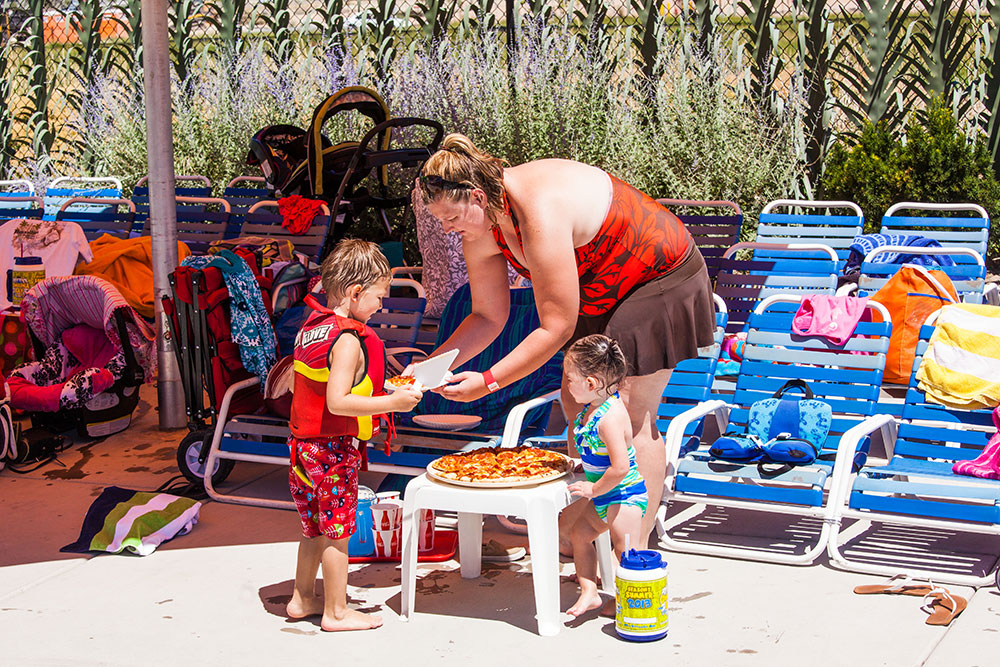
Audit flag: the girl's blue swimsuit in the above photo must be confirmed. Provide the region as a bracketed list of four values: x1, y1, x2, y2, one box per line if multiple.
[573, 393, 648, 520]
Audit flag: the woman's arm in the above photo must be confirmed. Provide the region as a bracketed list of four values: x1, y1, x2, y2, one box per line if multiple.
[430, 238, 511, 368]
[439, 200, 580, 402]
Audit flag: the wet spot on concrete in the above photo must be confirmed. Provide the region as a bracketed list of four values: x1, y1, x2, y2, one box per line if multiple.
[163, 616, 172, 619]
[152, 447, 175, 461]
[125, 466, 150, 473]
[740, 650, 757, 654]
[985, 628, 998, 632]
[155, 599, 173, 605]
[281, 627, 317, 636]
[674, 591, 712, 603]
[44, 441, 97, 480]
[695, 615, 705, 619]
[133, 443, 152, 451]
[416, 571, 451, 596]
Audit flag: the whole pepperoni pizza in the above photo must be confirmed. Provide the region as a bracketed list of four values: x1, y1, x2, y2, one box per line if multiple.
[428, 446, 571, 485]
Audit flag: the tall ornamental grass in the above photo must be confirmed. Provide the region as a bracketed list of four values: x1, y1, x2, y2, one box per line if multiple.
[75, 26, 803, 244]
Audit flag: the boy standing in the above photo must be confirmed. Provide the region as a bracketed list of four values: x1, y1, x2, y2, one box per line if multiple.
[285, 239, 422, 631]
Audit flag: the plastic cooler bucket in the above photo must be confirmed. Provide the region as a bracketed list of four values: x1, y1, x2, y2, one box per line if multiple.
[348, 486, 375, 556]
[615, 549, 668, 641]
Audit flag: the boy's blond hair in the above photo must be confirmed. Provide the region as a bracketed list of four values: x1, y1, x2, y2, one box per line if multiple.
[320, 238, 391, 297]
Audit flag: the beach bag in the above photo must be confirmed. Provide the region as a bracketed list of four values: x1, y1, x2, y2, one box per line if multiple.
[263, 354, 294, 419]
[870, 265, 957, 384]
[710, 380, 832, 465]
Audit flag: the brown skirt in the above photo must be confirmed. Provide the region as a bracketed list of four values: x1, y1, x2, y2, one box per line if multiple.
[568, 248, 716, 376]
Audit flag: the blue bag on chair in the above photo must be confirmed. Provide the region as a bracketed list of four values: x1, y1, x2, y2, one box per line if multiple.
[710, 379, 832, 465]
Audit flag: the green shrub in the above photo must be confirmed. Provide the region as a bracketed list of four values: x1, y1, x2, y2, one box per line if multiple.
[821, 96, 1000, 268]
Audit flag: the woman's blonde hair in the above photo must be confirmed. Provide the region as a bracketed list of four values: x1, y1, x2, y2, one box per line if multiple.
[565, 334, 628, 393]
[419, 133, 508, 222]
[320, 238, 391, 298]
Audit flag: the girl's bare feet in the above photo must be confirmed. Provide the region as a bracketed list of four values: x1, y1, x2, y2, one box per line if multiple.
[321, 608, 383, 632]
[566, 591, 603, 618]
[599, 597, 616, 618]
[286, 594, 324, 620]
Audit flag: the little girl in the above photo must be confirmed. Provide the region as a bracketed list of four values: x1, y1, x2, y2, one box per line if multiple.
[564, 334, 648, 618]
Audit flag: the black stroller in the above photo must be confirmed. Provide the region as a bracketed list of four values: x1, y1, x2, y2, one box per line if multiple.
[247, 86, 443, 258]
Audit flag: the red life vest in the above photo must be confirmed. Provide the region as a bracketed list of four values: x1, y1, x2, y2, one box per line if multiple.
[289, 296, 392, 466]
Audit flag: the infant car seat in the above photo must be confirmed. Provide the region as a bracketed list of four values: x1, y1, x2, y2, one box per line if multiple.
[7, 275, 155, 437]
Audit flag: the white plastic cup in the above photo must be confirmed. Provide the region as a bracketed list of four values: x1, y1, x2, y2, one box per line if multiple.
[371, 502, 401, 532]
[376, 491, 401, 503]
[374, 527, 401, 558]
[418, 509, 436, 552]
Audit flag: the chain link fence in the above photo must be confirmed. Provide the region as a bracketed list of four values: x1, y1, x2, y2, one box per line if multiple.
[0, 0, 994, 183]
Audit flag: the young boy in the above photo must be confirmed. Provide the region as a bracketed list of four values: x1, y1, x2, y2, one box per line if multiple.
[285, 239, 422, 632]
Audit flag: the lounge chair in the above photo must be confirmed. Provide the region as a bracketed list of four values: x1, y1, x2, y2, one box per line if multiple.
[714, 241, 839, 333]
[827, 307, 1000, 585]
[658, 294, 892, 565]
[55, 197, 136, 240]
[656, 199, 743, 282]
[755, 199, 865, 273]
[43, 176, 122, 220]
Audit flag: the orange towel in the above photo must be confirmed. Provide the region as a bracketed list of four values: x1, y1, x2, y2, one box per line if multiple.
[74, 234, 191, 318]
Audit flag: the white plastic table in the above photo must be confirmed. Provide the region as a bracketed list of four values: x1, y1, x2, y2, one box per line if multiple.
[399, 473, 614, 636]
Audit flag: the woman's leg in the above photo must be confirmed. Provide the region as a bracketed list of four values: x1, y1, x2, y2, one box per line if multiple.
[619, 368, 672, 545]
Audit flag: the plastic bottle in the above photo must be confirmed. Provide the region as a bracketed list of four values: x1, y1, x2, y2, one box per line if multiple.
[615, 548, 668, 641]
[347, 485, 375, 556]
[7, 256, 44, 307]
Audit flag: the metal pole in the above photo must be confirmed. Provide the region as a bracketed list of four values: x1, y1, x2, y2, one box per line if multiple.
[142, 0, 185, 428]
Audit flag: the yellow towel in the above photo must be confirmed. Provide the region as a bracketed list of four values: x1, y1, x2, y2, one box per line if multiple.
[916, 303, 1000, 410]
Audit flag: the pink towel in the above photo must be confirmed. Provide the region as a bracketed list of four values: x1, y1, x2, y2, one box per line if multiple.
[953, 405, 1000, 480]
[792, 295, 869, 345]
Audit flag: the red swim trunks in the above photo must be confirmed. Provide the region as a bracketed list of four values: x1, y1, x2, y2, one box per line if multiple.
[288, 435, 362, 540]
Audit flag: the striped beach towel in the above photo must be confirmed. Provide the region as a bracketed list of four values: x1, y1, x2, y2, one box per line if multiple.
[61, 486, 202, 556]
[916, 303, 1000, 410]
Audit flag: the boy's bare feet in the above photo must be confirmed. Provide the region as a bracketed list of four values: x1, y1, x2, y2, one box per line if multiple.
[566, 591, 603, 618]
[286, 595, 324, 620]
[321, 608, 383, 632]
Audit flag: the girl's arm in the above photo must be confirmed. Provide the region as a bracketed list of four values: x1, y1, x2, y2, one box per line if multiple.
[569, 403, 632, 498]
[326, 334, 421, 415]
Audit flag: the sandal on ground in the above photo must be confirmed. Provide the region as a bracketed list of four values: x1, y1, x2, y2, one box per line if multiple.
[853, 574, 936, 597]
[482, 539, 526, 562]
[921, 588, 968, 626]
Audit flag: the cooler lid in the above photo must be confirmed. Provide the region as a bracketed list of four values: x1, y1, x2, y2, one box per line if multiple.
[619, 548, 664, 570]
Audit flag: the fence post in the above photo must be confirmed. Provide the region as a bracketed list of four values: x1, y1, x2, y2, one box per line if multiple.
[506, 0, 517, 76]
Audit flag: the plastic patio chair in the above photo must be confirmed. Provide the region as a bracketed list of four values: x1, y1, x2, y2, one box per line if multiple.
[238, 199, 332, 265]
[136, 196, 231, 254]
[55, 197, 136, 240]
[657, 294, 892, 565]
[132, 174, 213, 216]
[755, 199, 864, 273]
[656, 199, 743, 282]
[43, 176, 122, 220]
[826, 307, 1000, 586]
[713, 242, 839, 333]
[0, 195, 44, 224]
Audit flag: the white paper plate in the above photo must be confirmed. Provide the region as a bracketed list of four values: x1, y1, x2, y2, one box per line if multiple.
[412, 414, 482, 431]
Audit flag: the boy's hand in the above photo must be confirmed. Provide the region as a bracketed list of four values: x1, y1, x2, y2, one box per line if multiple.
[391, 386, 423, 412]
[567, 481, 595, 499]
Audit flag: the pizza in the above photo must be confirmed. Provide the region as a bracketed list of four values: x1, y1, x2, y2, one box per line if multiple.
[385, 375, 417, 389]
[429, 446, 571, 485]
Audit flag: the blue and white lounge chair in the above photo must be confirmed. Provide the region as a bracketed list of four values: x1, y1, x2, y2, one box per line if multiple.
[714, 242, 839, 333]
[756, 199, 865, 273]
[827, 307, 1000, 586]
[43, 176, 122, 220]
[658, 294, 892, 565]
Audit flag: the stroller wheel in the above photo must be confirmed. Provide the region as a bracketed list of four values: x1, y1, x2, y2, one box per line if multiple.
[176, 429, 234, 486]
